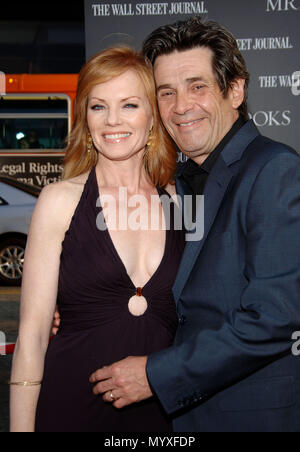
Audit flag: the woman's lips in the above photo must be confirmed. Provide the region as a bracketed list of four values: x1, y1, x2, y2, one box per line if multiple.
[103, 132, 132, 143]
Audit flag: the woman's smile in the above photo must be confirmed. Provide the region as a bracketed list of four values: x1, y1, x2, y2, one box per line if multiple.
[102, 132, 133, 144]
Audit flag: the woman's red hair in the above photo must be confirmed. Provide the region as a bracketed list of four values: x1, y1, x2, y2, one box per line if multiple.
[62, 47, 177, 187]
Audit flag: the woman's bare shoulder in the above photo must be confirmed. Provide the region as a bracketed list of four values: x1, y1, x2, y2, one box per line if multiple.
[41, 172, 89, 202]
[36, 171, 90, 232]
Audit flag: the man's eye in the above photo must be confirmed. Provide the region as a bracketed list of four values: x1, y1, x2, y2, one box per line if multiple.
[194, 85, 204, 91]
[161, 91, 174, 98]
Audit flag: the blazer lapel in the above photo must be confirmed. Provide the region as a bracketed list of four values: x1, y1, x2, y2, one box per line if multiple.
[173, 156, 234, 304]
[173, 120, 260, 304]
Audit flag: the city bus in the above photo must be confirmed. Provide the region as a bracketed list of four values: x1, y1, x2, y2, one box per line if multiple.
[0, 74, 78, 187]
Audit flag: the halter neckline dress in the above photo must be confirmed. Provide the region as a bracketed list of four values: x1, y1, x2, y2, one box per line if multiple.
[35, 166, 186, 432]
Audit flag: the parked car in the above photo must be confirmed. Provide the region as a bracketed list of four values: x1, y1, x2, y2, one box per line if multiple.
[0, 176, 41, 286]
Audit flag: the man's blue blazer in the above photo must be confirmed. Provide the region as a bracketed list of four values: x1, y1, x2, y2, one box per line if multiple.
[147, 121, 300, 432]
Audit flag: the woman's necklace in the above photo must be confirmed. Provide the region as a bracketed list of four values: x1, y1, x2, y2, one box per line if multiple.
[128, 287, 148, 316]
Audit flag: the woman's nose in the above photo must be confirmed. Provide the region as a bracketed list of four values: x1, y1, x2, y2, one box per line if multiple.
[105, 108, 122, 126]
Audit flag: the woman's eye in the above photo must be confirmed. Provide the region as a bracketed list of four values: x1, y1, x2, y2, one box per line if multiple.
[91, 105, 104, 111]
[124, 104, 138, 109]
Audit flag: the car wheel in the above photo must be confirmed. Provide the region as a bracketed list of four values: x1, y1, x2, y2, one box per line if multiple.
[0, 237, 26, 286]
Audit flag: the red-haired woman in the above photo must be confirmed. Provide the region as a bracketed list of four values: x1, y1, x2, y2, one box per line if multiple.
[10, 47, 185, 432]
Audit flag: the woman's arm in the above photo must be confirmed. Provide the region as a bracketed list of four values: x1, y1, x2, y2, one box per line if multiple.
[10, 181, 71, 432]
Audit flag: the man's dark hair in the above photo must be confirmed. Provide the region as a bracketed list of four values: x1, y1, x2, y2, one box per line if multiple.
[143, 16, 250, 121]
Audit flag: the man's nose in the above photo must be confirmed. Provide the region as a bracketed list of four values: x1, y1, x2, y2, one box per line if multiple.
[174, 93, 193, 115]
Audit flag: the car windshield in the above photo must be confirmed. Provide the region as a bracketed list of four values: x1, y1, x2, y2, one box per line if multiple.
[0, 176, 41, 197]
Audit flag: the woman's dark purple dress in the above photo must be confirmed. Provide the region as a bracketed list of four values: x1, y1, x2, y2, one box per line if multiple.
[35, 166, 185, 432]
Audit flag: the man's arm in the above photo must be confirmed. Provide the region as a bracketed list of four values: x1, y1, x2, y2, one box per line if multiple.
[147, 151, 300, 415]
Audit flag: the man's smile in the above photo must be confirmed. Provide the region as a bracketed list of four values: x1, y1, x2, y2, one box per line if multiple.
[176, 118, 206, 128]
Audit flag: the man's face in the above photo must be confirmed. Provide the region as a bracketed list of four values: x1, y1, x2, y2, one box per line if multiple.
[154, 47, 243, 164]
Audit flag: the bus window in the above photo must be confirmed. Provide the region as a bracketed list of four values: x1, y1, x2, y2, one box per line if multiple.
[0, 118, 68, 150]
[0, 96, 69, 151]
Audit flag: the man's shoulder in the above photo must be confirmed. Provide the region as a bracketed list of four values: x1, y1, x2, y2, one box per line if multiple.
[249, 133, 297, 154]
[242, 133, 299, 170]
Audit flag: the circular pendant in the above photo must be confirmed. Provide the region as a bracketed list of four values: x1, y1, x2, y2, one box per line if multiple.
[128, 288, 148, 317]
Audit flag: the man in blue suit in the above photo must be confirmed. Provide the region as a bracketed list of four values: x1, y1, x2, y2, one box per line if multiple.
[91, 17, 300, 432]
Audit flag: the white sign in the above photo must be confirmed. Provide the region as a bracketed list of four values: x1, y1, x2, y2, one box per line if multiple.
[0, 331, 7, 356]
[0, 71, 6, 96]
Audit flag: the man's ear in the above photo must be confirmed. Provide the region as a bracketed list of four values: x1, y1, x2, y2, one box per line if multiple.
[230, 78, 246, 110]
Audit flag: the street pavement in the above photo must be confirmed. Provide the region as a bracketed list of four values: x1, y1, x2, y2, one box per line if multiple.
[0, 287, 20, 433]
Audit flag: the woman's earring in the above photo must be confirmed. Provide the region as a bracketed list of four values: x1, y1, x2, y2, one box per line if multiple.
[87, 133, 93, 154]
[147, 129, 153, 149]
